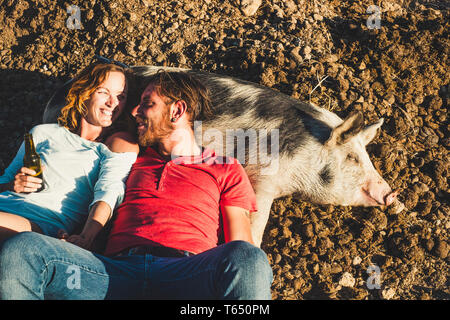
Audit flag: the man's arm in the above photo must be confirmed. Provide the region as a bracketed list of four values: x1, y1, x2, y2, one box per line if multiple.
[61, 201, 111, 250]
[221, 205, 254, 245]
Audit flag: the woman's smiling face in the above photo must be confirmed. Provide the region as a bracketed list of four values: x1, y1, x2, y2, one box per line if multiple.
[84, 71, 127, 128]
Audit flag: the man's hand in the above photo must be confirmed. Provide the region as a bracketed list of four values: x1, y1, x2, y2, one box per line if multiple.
[12, 167, 43, 193]
[58, 229, 92, 250]
[57, 201, 111, 251]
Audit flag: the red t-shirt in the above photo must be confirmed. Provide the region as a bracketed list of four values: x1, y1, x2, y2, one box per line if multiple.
[104, 147, 257, 256]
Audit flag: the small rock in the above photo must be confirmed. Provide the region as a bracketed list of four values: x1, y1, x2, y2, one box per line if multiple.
[433, 240, 449, 259]
[385, 94, 395, 105]
[293, 278, 304, 291]
[284, 0, 297, 12]
[303, 46, 312, 60]
[86, 9, 94, 20]
[425, 238, 434, 252]
[282, 226, 292, 238]
[303, 224, 314, 238]
[330, 264, 343, 274]
[313, 13, 323, 21]
[240, 0, 262, 16]
[127, 12, 137, 22]
[303, 45, 312, 55]
[388, 199, 405, 215]
[338, 233, 353, 245]
[313, 263, 320, 274]
[404, 190, 419, 210]
[352, 256, 362, 265]
[413, 182, 429, 194]
[290, 47, 303, 65]
[412, 157, 425, 167]
[381, 287, 396, 300]
[155, 54, 165, 63]
[326, 54, 339, 63]
[273, 5, 284, 18]
[178, 53, 187, 65]
[338, 272, 355, 288]
[274, 253, 282, 264]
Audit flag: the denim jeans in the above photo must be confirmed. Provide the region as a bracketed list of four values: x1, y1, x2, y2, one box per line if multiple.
[0, 232, 273, 300]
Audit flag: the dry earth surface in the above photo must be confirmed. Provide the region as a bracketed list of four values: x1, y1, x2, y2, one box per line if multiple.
[0, 0, 448, 300]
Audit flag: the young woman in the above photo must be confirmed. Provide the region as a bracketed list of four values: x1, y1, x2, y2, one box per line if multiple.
[0, 63, 139, 249]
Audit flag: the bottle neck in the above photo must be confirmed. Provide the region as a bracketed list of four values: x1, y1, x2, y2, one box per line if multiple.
[24, 133, 37, 155]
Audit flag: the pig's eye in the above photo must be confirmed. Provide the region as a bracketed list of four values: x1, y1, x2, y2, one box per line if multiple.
[346, 153, 360, 163]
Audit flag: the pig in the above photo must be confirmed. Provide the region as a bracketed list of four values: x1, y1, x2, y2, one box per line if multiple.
[44, 65, 398, 247]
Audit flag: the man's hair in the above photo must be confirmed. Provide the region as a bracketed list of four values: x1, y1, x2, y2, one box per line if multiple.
[145, 70, 213, 126]
[57, 63, 129, 133]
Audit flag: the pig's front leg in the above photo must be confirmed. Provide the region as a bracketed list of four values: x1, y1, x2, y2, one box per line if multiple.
[251, 190, 275, 247]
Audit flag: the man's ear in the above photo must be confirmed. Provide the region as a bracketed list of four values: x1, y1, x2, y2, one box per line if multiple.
[170, 100, 187, 122]
[325, 111, 364, 147]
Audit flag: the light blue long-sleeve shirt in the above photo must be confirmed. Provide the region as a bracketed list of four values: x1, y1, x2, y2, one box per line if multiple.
[0, 124, 137, 235]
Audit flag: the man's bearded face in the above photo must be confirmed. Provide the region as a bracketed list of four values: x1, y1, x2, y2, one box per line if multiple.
[133, 84, 174, 147]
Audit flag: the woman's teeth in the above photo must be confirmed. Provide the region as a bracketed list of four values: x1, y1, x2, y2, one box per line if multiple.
[101, 110, 112, 116]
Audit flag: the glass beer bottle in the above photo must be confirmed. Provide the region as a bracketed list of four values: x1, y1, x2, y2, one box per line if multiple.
[23, 133, 45, 192]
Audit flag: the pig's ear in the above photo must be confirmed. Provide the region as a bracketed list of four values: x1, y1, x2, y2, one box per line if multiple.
[325, 111, 364, 147]
[360, 118, 384, 145]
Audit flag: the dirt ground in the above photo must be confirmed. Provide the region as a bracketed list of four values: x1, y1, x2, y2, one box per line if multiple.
[0, 0, 448, 300]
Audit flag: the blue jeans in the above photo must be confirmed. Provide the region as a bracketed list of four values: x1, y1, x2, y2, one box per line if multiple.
[0, 232, 273, 300]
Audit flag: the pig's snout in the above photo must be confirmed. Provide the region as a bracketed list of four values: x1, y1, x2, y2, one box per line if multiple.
[362, 179, 398, 207]
[384, 190, 399, 206]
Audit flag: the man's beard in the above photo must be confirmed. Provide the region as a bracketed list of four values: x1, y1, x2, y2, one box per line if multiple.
[137, 112, 173, 147]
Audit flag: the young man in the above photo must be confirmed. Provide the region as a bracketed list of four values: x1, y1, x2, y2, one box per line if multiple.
[0, 71, 273, 300]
